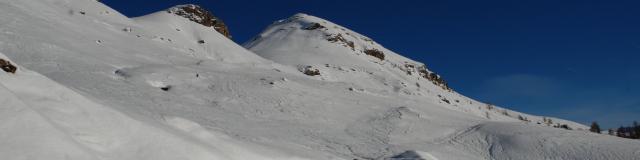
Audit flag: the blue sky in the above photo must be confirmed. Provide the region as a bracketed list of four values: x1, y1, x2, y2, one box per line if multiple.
[101, 0, 640, 129]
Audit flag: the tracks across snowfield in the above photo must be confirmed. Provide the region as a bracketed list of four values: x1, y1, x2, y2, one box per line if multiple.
[431, 122, 640, 160]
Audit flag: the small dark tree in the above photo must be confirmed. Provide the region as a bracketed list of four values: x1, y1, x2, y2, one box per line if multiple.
[589, 122, 601, 134]
[633, 121, 640, 139]
[616, 126, 626, 138]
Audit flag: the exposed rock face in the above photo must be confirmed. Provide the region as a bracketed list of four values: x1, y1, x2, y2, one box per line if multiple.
[404, 63, 450, 91]
[168, 4, 231, 38]
[303, 22, 325, 30]
[301, 66, 321, 76]
[0, 59, 17, 74]
[417, 66, 449, 91]
[363, 49, 385, 61]
[326, 33, 355, 51]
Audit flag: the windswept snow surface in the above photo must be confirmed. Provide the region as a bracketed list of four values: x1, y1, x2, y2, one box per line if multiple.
[0, 0, 638, 160]
[0, 53, 314, 160]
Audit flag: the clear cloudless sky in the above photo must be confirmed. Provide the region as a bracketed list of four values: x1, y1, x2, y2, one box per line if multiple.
[101, 0, 640, 129]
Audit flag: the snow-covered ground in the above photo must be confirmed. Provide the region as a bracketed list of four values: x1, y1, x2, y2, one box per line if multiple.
[0, 0, 638, 159]
[0, 53, 312, 160]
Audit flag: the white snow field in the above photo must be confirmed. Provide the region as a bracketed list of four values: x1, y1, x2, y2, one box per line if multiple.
[0, 0, 638, 160]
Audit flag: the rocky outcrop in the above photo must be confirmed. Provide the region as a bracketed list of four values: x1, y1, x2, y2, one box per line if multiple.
[364, 49, 385, 61]
[417, 66, 450, 91]
[0, 59, 17, 74]
[326, 34, 355, 50]
[303, 22, 325, 30]
[403, 63, 450, 91]
[301, 66, 321, 76]
[168, 4, 231, 38]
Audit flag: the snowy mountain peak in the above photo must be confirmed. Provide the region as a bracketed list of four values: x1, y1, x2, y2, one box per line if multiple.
[245, 13, 452, 91]
[167, 4, 231, 38]
[293, 12, 310, 17]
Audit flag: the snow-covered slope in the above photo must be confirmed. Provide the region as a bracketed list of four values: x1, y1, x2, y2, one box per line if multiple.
[0, 53, 310, 160]
[245, 13, 640, 159]
[0, 0, 638, 160]
[435, 122, 640, 159]
[132, 5, 265, 63]
[0, 0, 322, 159]
[245, 13, 586, 128]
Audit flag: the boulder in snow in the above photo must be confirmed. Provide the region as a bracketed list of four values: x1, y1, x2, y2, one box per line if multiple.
[0, 58, 17, 74]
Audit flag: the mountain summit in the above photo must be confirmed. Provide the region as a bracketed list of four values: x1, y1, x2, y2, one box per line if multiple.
[167, 4, 231, 38]
[245, 13, 451, 91]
